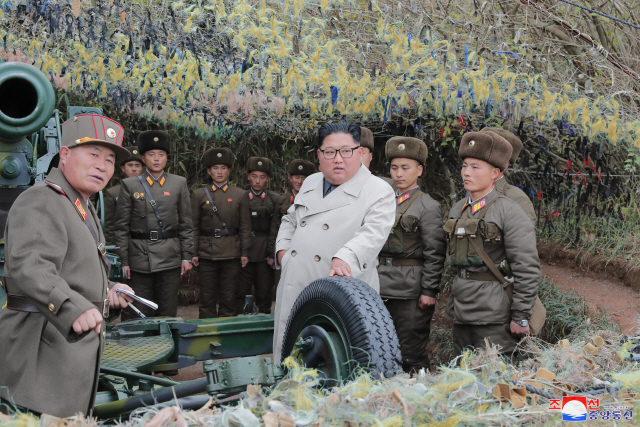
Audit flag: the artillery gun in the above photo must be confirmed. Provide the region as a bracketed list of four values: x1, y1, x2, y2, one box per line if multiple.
[0, 62, 402, 420]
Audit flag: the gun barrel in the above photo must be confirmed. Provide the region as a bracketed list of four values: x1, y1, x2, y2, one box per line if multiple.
[0, 62, 55, 143]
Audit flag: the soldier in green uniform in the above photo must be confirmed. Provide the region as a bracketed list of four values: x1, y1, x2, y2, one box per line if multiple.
[444, 131, 541, 356]
[268, 159, 315, 301]
[104, 146, 143, 245]
[0, 114, 134, 417]
[481, 128, 536, 224]
[360, 127, 374, 169]
[377, 137, 446, 373]
[191, 148, 252, 318]
[114, 131, 194, 319]
[236, 157, 281, 314]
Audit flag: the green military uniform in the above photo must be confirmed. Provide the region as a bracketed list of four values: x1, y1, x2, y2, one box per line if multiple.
[237, 157, 281, 314]
[377, 137, 446, 373]
[268, 159, 315, 298]
[104, 146, 143, 245]
[482, 128, 536, 224]
[0, 114, 129, 416]
[445, 131, 540, 355]
[114, 131, 194, 319]
[192, 148, 252, 318]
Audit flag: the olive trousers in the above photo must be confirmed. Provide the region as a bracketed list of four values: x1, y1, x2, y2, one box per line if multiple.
[237, 261, 274, 314]
[121, 268, 181, 320]
[197, 259, 241, 319]
[384, 298, 434, 373]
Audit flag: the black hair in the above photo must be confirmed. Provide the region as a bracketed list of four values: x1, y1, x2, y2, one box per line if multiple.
[317, 122, 361, 148]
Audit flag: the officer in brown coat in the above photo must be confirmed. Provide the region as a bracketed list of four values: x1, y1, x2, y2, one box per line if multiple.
[377, 137, 446, 373]
[0, 114, 134, 417]
[444, 131, 541, 355]
[237, 157, 281, 314]
[191, 148, 252, 318]
[268, 159, 315, 298]
[481, 127, 536, 224]
[104, 146, 143, 245]
[114, 131, 194, 319]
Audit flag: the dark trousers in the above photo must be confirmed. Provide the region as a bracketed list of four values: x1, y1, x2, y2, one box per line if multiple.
[452, 323, 517, 355]
[384, 298, 434, 373]
[197, 259, 241, 318]
[237, 261, 273, 314]
[121, 268, 181, 320]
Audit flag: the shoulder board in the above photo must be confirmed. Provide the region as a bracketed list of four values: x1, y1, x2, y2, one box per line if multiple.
[44, 180, 66, 195]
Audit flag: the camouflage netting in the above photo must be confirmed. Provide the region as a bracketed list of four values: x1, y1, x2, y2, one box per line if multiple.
[3, 331, 640, 426]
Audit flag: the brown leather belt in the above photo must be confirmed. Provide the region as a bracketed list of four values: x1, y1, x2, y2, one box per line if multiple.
[457, 269, 498, 281]
[379, 257, 424, 266]
[6, 294, 110, 318]
[201, 228, 238, 238]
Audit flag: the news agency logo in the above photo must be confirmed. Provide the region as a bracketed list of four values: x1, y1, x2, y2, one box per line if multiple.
[549, 397, 634, 421]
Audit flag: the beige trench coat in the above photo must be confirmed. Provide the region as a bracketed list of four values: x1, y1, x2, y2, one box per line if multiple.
[272, 165, 395, 362]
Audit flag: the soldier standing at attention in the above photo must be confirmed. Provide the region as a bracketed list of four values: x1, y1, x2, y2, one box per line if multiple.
[377, 137, 446, 373]
[481, 128, 536, 224]
[114, 130, 194, 319]
[444, 131, 540, 356]
[236, 157, 281, 314]
[191, 148, 251, 318]
[0, 114, 134, 417]
[104, 146, 143, 245]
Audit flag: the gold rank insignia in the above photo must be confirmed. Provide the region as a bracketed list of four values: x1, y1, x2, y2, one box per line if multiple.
[146, 176, 154, 186]
[159, 176, 166, 186]
[397, 192, 411, 205]
[471, 198, 487, 213]
[74, 199, 88, 220]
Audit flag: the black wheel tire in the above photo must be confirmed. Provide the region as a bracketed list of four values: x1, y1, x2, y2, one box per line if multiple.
[281, 276, 402, 381]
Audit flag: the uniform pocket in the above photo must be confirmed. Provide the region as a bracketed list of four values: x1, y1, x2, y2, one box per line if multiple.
[41, 320, 58, 345]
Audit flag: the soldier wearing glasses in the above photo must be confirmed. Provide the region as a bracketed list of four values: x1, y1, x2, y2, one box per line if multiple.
[272, 123, 395, 362]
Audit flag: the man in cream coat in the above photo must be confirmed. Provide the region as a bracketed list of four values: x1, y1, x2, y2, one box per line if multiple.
[273, 123, 396, 363]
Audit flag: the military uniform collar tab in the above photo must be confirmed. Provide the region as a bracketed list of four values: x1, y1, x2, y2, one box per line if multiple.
[465, 186, 497, 213]
[212, 181, 228, 192]
[250, 189, 265, 199]
[145, 170, 166, 187]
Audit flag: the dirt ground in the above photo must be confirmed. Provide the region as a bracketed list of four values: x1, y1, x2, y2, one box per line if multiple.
[540, 255, 640, 335]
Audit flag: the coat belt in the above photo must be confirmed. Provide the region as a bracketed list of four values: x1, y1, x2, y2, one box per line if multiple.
[457, 269, 498, 281]
[200, 228, 238, 237]
[130, 230, 178, 240]
[378, 257, 424, 266]
[6, 294, 110, 318]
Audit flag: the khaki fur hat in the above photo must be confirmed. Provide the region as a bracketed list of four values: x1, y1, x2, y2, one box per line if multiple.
[204, 147, 234, 168]
[138, 130, 171, 155]
[121, 146, 143, 165]
[459, 131, 512, 171]
[61, 114, 130, 162]
[385, 136, 428, 165]
[360, 127, 374, 152]
[481, 127, 523, 164]
[247, 156, 273, 175]
[288, 159, 315, 176]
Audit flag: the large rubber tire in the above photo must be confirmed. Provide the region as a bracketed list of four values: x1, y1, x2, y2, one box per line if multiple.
[281, 276, 402, 381]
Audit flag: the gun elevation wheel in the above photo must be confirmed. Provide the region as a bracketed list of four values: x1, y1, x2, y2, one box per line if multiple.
[281, 276, 401, 384]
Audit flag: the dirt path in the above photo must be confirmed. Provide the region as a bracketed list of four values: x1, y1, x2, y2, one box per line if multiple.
[541, 260, 640, 334]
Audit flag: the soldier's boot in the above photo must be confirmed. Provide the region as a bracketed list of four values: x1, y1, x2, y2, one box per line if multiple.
[237, 262, 257, 314]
